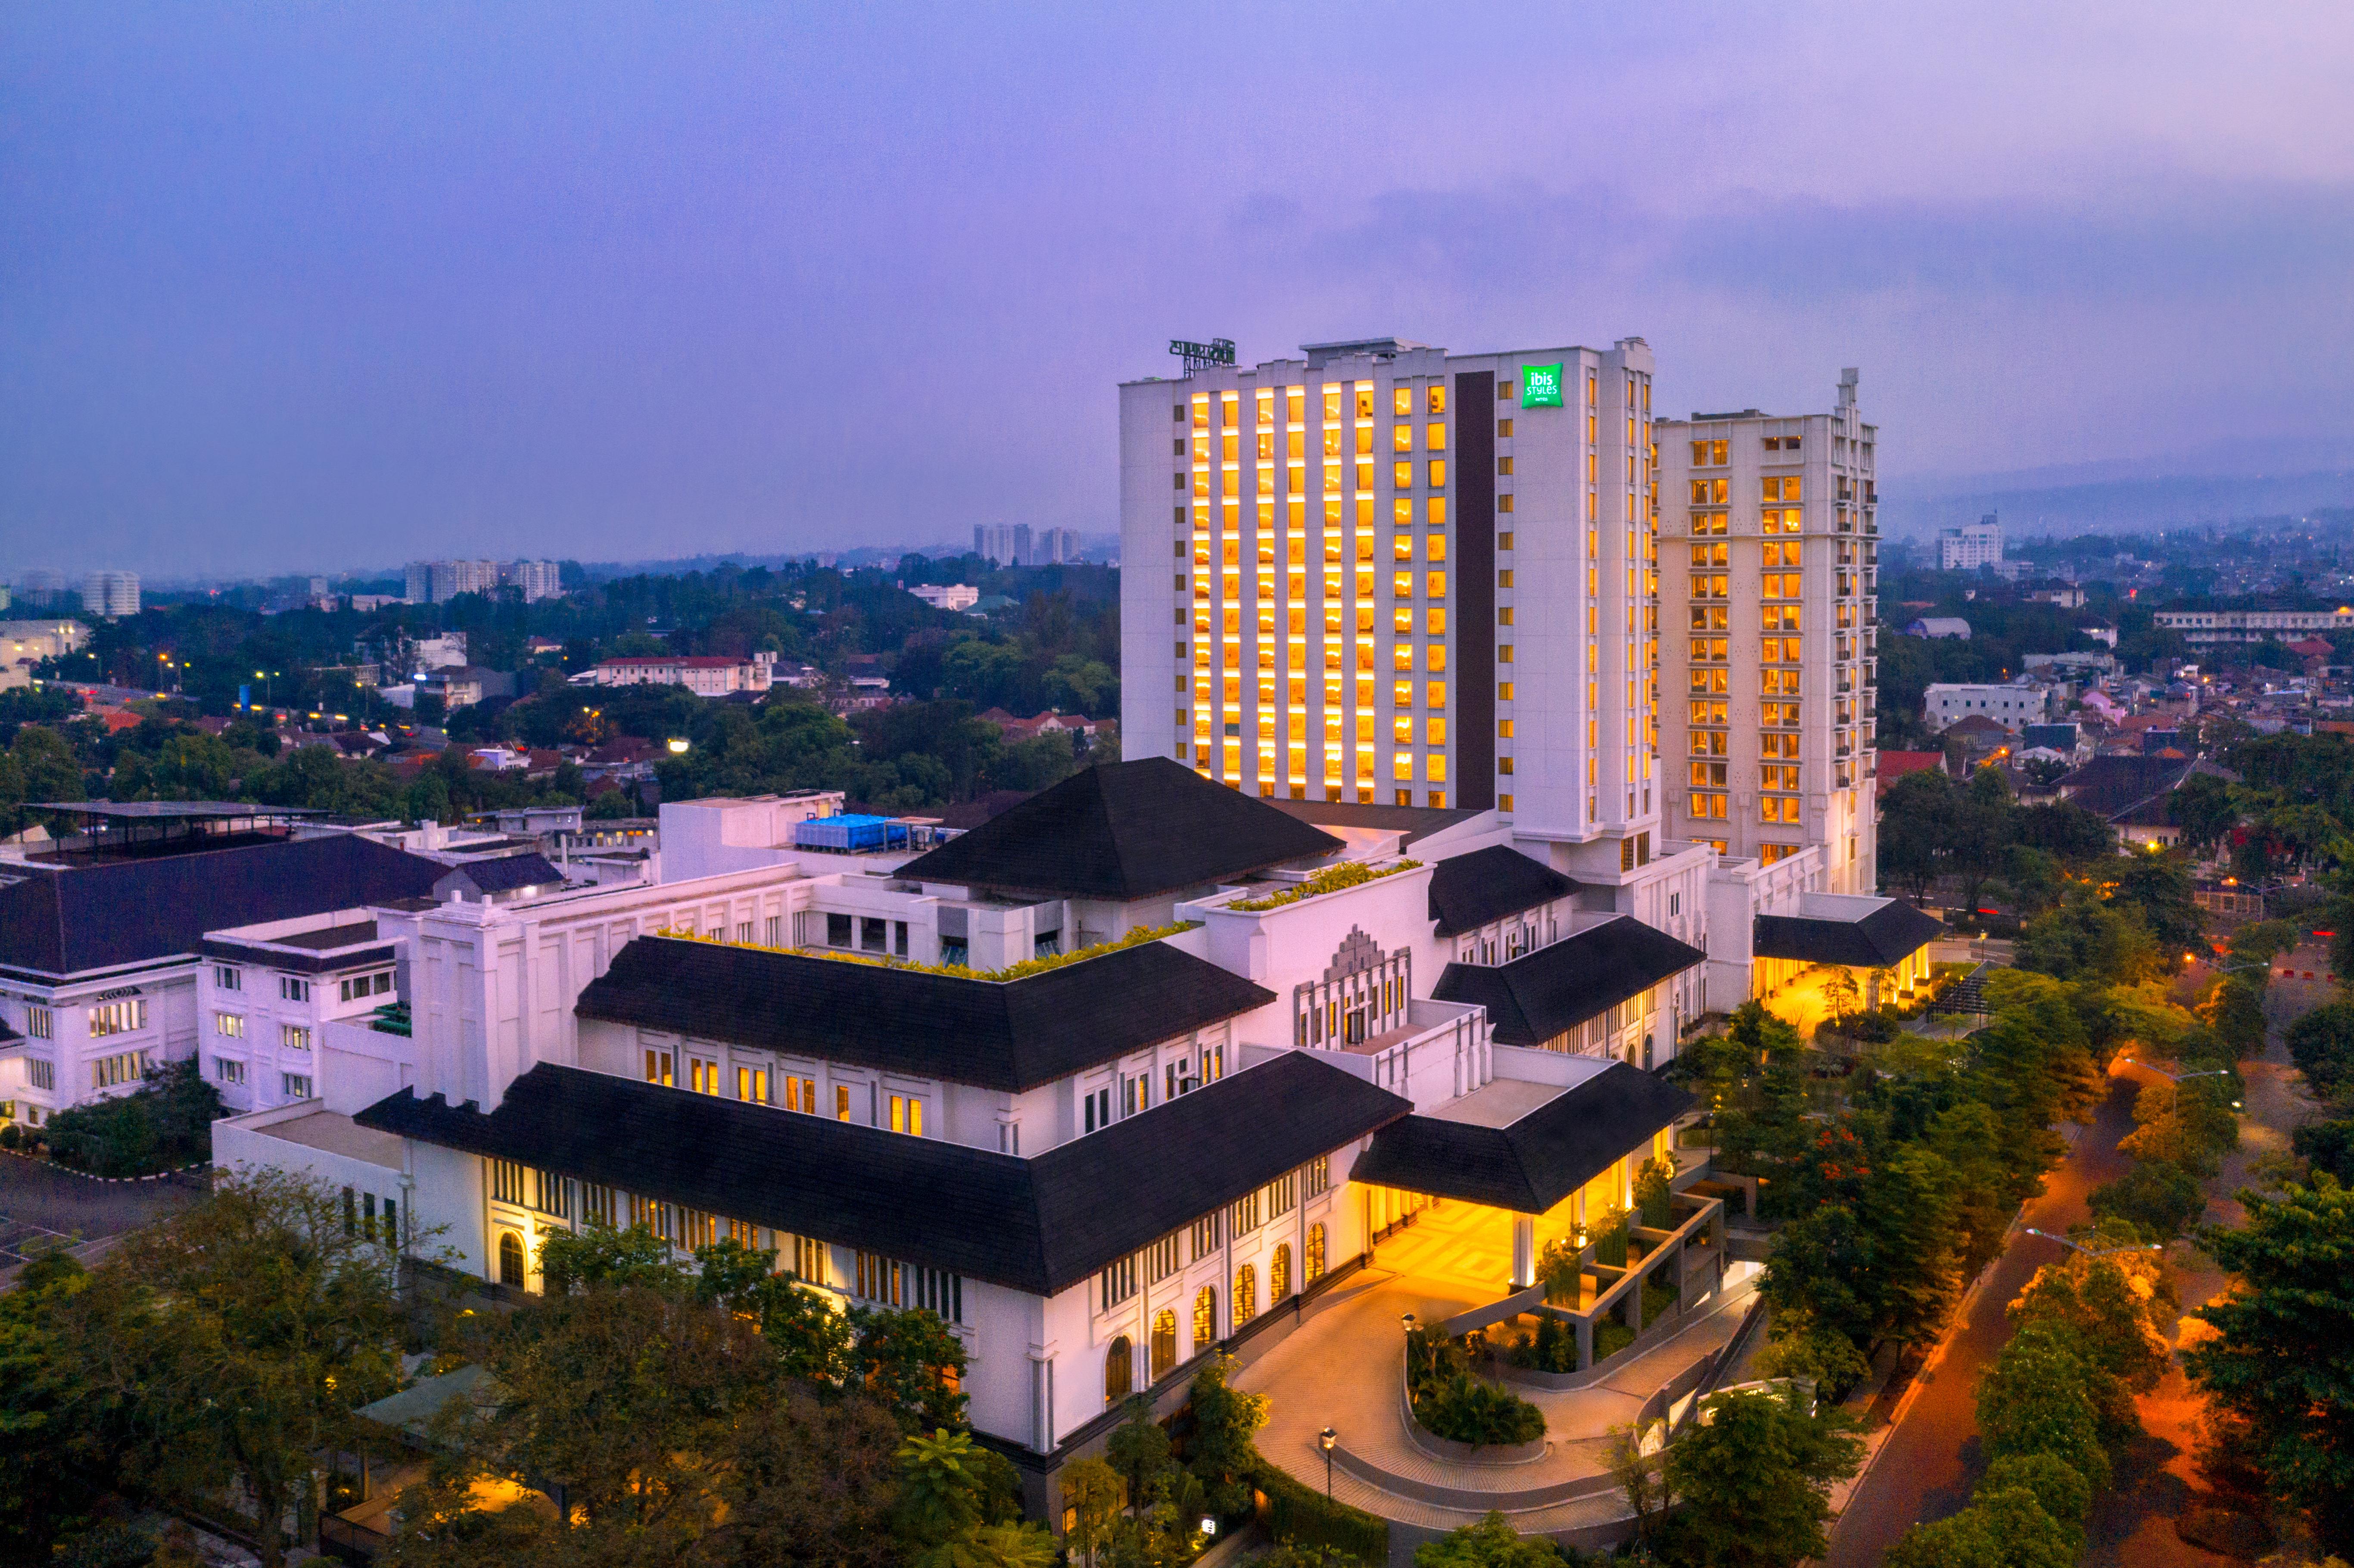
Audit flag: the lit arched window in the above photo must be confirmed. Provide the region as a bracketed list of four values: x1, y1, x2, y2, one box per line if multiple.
[1270, 1243, 1292, 1303]
[1151, 1309, 1178, 1380]
[1307, 1223, 1327, 1284]
[1193, 1286, 1217, 1352]
[498, 1231, 526, 1288]
[1105, 1335, 1133, 1405]
[1234, 1263, 1258, 1325]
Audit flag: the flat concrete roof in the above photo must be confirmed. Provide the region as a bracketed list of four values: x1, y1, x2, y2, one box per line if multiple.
[259, 1110, 406, 1167]
[1428, 1076, 1567, 1129]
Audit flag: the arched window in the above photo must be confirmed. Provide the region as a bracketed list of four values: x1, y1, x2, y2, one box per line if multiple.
[1105, 1336, 1133, 1405]
[1270, 1243, 1292, 1304]
[1234, 1263, 1258, 1325]
[1151, 1309, 1178, 1380]
[1307, 1223, 1327, 1284]
[497, 1231, 526, 1288]
[1193, 1286, 1217, 1353]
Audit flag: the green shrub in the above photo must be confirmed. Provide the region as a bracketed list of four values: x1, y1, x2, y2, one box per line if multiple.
[42, 1059, 223, 1176]
[1635, 1157, 1676, 1229]
[1592, 1209, 1628, 1268]
[1591, 1318, 1636, 1363]
[1255, 1460, 1389, 1562]
[1413, 1375, 1546, 1447]
[1506, 1313, 1577, 1374]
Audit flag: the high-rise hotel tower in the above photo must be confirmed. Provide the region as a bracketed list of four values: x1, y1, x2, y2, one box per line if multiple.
[1654, 372, 1879, 893]
[1120, 337, 1661, 851]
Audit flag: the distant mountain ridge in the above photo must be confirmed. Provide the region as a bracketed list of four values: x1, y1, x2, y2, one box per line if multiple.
[1881, 464, 2354, 539]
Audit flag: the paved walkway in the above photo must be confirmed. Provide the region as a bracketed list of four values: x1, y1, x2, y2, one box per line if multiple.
[1239, 1240, 1761, 1533]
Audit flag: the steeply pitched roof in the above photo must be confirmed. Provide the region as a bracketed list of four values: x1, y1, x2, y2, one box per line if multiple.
[2055, 753, 2195, 821]
[441, 852, 564, 893]
[356, 1054, 1409, 1295]
[1426, 846, 1578, 938]
[0, 835, 447, 979]
[1349, 1063, 1694, 1213]
[574, 934, 1277, 1093]
[1753, 899, 1943, 968]
[1430, 918, 1706, 1048]
[893, 758, 1341, 900]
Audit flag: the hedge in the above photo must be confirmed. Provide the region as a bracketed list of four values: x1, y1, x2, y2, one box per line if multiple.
[1255, 1459, 1391, 1562]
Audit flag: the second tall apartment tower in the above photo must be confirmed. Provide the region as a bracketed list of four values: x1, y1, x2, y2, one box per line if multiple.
[1119, 337, 1661, 851]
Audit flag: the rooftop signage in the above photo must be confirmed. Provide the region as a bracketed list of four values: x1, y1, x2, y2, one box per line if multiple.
[1170, 338, 1237, 373]
[1520, 363, 1564, 408]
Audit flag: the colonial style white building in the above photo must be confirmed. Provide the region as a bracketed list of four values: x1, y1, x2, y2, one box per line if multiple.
[209, 759, 1938, 1519]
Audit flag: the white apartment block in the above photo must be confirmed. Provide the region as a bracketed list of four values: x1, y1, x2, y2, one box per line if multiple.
[1924, 682, 2050, 733]
[1, 618, 90, 690]
[1937, 515, 2003, 571]
[1120, 335, 1660, 844]
[585, 652, 775, 695]
[81, 571, 140, 618]
[403, 559, 563, 604]
[976, 524, 1031, 566]
[1034, 526, 1082, 565]
[2153, 607, 2354, 643]
[1655, 373, 1879, 894]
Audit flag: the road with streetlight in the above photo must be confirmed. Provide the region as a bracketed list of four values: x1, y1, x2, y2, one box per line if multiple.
[1823, 1069, 2142, 1567]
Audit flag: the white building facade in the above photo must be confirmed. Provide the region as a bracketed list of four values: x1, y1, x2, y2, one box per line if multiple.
[81, 572, 140, 619]
[1937, 515, 2003, 570]
[1924, 681, 2051, 733]
[1654, 373, 1879, 893]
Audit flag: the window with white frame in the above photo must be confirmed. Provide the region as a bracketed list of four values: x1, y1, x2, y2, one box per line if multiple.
[214, 1058, 247, 1085]
[91, 1050, 148, 1089]
[88, 999, 146, 1037]
[339, 972, 394, 1003]
[1083, 1083, 1112, 1133]
[214, 965, 242, 990]
[1099, 1254, 1138, 1313]
[27, 1007, 53, 1040]
[27, 1058, 55, 1092]
[280, 976, 310, 1002]
[1306, 1154, 1332, 1198]
[281, 1024, 311, 1052]
[1143, 1232, 1181, 1284]
[216, 1012, 246, 1038]
[280, 1073, 312, 1099]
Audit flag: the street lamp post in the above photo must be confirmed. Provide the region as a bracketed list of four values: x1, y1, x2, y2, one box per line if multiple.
[2024, 1227, 2166, 1260]
[2117, 1058, 2245, 1110]
[1318, 1426, 1337, 1499]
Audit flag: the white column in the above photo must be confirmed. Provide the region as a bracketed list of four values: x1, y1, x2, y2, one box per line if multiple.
[1511, 1215, 1535, 1288]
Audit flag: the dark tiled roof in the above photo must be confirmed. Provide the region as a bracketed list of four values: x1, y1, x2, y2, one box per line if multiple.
[0, 835, 447, 979]
[355, 1054, 1408, 1294]
[1426, 846, 1578, 938]
[574, 935, 1277, 1093]
[2055, 753, 2193, 821]
[1753, 900, 1943, 968]
[441, 852, 564, 892]
[1430, 918, 1706, 1048]
[1349, 1063, 1694, 1213]
[893, 758, 1341, 900]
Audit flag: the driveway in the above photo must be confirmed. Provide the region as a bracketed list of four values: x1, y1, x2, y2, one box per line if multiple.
[0, 1154, 205, 1280]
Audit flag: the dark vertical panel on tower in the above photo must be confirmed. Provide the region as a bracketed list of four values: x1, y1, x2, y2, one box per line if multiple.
[1456, 370, 1497, 809]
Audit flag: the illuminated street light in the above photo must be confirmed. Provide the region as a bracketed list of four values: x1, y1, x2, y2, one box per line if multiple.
[1319, 1426, 1337, 1498]
[666, 737, 691, 755]
[2025, 1227, 2164, 1259]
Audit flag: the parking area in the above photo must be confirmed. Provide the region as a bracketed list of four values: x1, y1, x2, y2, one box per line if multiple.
[0, 1154, 206, 1275]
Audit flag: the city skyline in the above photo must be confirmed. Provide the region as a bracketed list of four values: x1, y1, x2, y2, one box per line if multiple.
[4, 5, 2351, 576]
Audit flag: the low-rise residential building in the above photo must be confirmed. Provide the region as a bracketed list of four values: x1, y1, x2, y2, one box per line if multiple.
[1924, 682, 2051, 733]
[587, 653, 776, 695]
[2154, 607, 2354, 643]
[910, 584, 981, 612]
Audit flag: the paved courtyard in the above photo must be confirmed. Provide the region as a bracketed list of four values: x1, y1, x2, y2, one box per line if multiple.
[0, 1155, 206, 1284]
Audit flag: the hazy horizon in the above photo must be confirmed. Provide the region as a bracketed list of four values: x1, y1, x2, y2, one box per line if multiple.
[6, 3, 2351, 577]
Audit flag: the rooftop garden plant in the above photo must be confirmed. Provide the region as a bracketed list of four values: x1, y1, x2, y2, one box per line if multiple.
[1225, 858, 1421, 913]
[1405, 1326, 1546, 1448]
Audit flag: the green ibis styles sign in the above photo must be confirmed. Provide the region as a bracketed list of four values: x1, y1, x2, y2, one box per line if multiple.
[1521, 363, 1564, 408]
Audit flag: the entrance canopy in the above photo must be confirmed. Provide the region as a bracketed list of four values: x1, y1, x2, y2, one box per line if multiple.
[1753, 894, 1942, 968]
[1348, 1062, 1693, 1214]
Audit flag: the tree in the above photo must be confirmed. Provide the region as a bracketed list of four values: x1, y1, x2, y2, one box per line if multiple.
[1880, 1484, 2080, 1568]
[2199, 977, 2269, 1059]
[1751, 1306, 1871, 1395]
[1605, 1420, 1672, 1555]
[851, 1307, 970, 1431]
[894, 1428, 1056, 1568]
[1662, 1386, 1862, 1567]
[1877, 768, 1955, 901]
[1411, 1512, 1565, 1568]
[2089, 1160, 2207, 1241]
[536, 1218, 694, 1295]
[1183, 1354, 1268, 1518]
[1974, 1319, 2113, 1493]
[38, 1060, 224, 1176]
[2170, 768, 2239, 851]
[44, 1170, 408, 1568]
[2109, 852, 2205, 961]
[0, 1251, 104, 1558]
[1060, 1456, 1125, 1566]
[1104, 1397, 1172, 1515]
[2015, 892, 2159, 985]
[2185, 1176, 2354, 1550]
[2286, 1002, 2354, 1101]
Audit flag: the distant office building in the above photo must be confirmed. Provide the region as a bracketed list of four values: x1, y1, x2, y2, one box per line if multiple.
[81, 572, 140, 618]
[910, 584, 980, 612]
[1032, 527, 1081, 565]
[0, 585, 10, 614]
[586, 652, 776, 696]
[974, 524, 1031, 567]
[404, 559, 563, 604]
[1937, 514, 2004, 571]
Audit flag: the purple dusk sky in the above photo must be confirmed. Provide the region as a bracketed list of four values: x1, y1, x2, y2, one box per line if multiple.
[3, 3, 2350, 577]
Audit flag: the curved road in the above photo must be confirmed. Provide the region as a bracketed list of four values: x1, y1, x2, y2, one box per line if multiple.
[1823, 1074, 2139, 1567]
